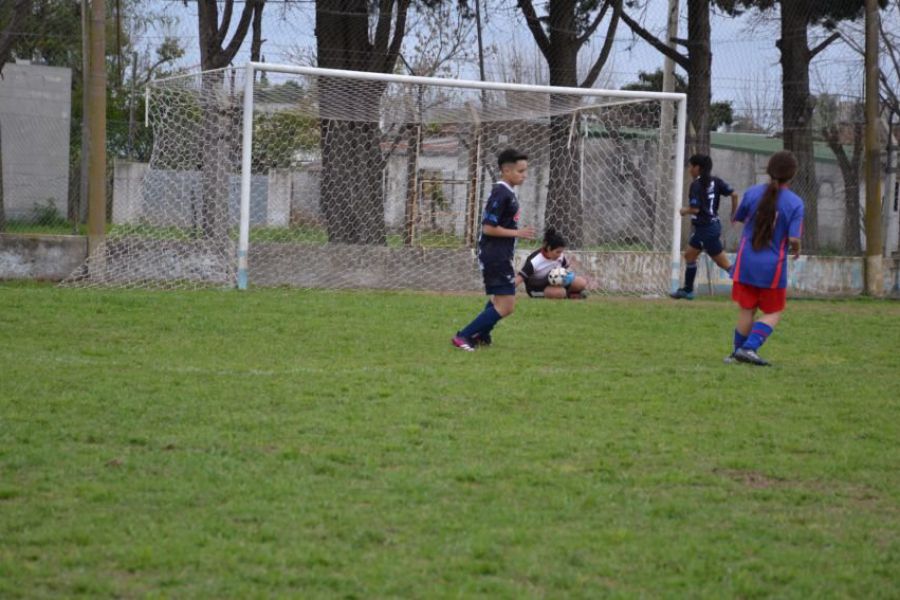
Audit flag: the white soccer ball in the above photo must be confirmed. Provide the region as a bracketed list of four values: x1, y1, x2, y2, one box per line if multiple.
[547, 266, 568, 286]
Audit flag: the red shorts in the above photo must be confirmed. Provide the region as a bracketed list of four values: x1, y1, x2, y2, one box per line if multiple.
[732, 281, 787, 313]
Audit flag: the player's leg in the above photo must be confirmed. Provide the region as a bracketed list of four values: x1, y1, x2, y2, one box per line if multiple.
[454, 263, 515, 349]
[706, 226, 730, 272]
[727, 281, 757, 363]
[543, 285, 567, 299]
[671, 242, 701, 299]
[734, 288, 786, 366]
[566, 275, 588, 299]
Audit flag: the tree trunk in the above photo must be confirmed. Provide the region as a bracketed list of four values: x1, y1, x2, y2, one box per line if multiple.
[686, 0, 711, 155]
[779, 4, 818, 251]
[824, 123, 863, 253]
[543, 0, 583, 247]
[315, 0, 395, 245]
[198, 70, 232, 244]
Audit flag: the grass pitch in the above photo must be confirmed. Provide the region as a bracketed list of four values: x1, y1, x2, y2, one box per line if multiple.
[1, 283, 898, 597]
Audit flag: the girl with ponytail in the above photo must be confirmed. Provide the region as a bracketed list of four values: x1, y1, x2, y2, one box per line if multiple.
[727, 151, 803, 366]
[670, 154, 740, 300]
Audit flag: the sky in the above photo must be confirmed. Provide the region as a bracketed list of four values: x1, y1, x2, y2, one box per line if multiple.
[136, 0, 884, 130]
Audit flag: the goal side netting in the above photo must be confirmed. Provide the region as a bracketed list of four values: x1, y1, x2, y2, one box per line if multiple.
[63, 63, 686, 295]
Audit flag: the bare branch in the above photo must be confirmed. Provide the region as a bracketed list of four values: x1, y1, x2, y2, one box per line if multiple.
[219, 0, 263, 67]
[380, 0, 411, 74]
[809, 32, 840, 60]
[517, 0, 552, 62]
[581, 0, 622, 89]
[576, 1, 611, 47]
[620, 9, 689, 69]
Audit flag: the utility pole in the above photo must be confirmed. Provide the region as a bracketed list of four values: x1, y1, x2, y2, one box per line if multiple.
[79, 0, 90, 228]
[864, 0, 883, 295]
[88, 0, 106, 255]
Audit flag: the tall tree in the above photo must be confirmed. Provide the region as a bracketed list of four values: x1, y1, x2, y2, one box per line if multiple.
[817, 95, 864, 253]
[715, 0, 880, 251]
[193, 0, 265, 241]
[516, 0, 623, 246]
[621, 0, 713, 156]
[314, 0, 414, 244]
[0, 0, 34, 231]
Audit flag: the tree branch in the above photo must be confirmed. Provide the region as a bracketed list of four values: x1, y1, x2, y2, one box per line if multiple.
[620, 9, 689, 69]
[809, 32, 839, 60]
[380, 0, 411, 74]
[581, 0, 622, 89]
[576, 1, 610, 46]
[370, 0, 396, 71]
[250, 2, 264, 63]
[215, 0, 234, 49]
[219, 0, 263, 68]
[517, 0, 551, 62]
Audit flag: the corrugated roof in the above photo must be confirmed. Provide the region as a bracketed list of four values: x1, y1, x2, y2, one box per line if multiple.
[710, 132, 852, 164]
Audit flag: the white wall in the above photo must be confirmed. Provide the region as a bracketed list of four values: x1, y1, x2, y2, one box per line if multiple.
[0, 63, 72, 221]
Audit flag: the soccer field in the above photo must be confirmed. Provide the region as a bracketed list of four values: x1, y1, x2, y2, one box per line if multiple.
[1, 283, 898, 597]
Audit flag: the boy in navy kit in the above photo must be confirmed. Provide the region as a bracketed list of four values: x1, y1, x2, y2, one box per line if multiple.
[727, 151, 804, 366]
[671, 154, 739, 299]
[452, 148, 535, 351]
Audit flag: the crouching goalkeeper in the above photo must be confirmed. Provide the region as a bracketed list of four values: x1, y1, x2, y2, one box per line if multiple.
[517, 228, 588, 299]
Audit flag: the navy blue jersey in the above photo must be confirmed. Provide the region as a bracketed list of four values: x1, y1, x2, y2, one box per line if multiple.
[689, 176, 734, 226]
[478, 182, 520, 264]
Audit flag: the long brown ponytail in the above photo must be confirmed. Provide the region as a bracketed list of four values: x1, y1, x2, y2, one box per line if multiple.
[752, 151, 798, 251]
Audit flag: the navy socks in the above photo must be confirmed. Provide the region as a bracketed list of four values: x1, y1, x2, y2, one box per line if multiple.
[458, 302, 502, 340]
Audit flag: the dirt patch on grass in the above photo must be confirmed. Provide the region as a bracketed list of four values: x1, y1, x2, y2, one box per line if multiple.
[714, 468, 789, 489]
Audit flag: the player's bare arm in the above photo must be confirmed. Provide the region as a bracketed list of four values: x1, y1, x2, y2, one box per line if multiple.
[789, 237, 801, 259]
[482, 224, 535, 239]
[679, 206, 700, 216]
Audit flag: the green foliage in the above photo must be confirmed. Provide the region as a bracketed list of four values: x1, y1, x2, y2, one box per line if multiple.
[713, 0, 886, 27]
[1, 286, 899, 597]
[31, 198, 67, 226]
[252, 112, 320, 171]
[622, 69, 734, 130]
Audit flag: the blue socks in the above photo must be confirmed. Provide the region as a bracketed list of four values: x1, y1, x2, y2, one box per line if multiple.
[458, 302, 502, 340]
[684, 262, 698, 293]
[733, 329, 748, 352]
[742, 322, 773, 351]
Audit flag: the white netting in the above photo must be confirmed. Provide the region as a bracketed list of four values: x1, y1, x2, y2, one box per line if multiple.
[64, 65, 683, 294]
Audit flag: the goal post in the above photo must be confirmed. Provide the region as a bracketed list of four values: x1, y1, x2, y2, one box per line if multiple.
[65, 62, 687, 295]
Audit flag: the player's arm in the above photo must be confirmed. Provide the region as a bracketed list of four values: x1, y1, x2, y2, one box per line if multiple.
[482, 224, 535, 238]
[788, 203, 804, 259]
[680, 182, 701, 216]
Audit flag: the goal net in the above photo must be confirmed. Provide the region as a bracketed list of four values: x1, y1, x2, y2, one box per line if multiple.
[64, 63, 686, 295]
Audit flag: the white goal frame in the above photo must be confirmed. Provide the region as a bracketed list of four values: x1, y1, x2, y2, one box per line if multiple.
[231, 62, 687, 293]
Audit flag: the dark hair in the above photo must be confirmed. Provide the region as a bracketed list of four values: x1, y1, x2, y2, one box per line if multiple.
[542, 227, 567, 250]
[752, 151, 798, 251]
[498, 148, 528, 169]
[689, 154, 713, 192]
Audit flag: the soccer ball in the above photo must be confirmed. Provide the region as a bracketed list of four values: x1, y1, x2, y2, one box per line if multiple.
[547, 267, 568, 286]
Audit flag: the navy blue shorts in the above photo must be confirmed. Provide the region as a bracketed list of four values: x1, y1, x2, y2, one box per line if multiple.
[688, 222, 724, 256]
[481, 260, 516, 296]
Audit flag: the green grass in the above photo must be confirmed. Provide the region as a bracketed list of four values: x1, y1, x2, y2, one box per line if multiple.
[1, 283, 898, 598]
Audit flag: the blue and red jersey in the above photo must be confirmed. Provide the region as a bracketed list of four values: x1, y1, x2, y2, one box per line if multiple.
[732, 183, 804, 290]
